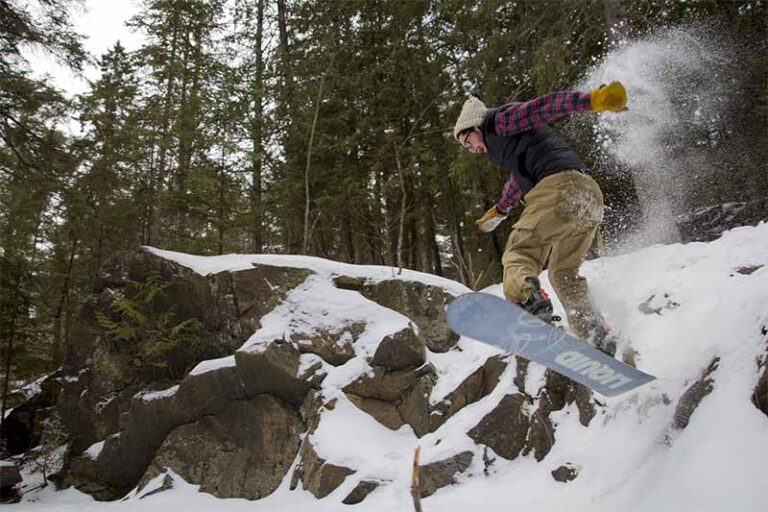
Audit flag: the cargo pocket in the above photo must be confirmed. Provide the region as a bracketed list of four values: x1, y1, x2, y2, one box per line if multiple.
[506, 213, 540, 252]
[512, 213, 539, 231]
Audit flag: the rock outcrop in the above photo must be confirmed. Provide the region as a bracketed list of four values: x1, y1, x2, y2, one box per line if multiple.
[1, 375, 61, 457]
[673, 358, 719, 430]
[140, 396, 303, 500]
[0, 463, 22, 502]
[361, 279, 459, 352]
[419, 451, 474, 498]
[675, 198, 768, 242]
[3, 248, 603, 505]
[468, 394, 531, 461]
[752, 327, 768, 417]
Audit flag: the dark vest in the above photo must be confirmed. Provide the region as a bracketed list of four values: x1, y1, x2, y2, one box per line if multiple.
[482, 108, 586, 196]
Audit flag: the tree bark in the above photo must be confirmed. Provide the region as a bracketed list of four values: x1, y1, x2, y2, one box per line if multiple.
[152, 10, 181, 246]
[427, 210, 443, 276]
[52, 238, 77, 363]
[276, 0, 289, 62]
[394, 141, 407, 273]
[446, 177, 469, 285]
[302, 54, 335, 254]
[0, 271, 20, 439]
[249, 0, 265, 253]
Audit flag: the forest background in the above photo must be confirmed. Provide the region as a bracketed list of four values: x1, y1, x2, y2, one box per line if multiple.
[0, 0, 766, 393]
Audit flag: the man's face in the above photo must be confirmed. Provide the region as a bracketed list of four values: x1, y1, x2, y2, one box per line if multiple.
[461, 128, 487, 154]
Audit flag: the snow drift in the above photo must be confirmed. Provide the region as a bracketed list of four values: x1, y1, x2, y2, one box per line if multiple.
[5, 223, 768, 512]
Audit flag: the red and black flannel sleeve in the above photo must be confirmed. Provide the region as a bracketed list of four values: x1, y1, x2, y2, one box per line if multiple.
[495, 91, 592, 136]
[497, 175, 522, 214]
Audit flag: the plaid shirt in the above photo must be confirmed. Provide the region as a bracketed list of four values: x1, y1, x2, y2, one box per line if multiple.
[494, 91, 592, 214]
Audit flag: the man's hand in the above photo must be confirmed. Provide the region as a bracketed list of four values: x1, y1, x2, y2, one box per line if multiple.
[475, 205, 507, 233]
[590, 81, 628, 112]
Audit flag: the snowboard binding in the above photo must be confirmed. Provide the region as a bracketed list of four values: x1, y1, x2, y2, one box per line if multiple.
[521, 277, 562, 325]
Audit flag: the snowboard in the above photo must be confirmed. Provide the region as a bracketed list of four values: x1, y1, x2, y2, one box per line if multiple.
[446, 292, 655, 397]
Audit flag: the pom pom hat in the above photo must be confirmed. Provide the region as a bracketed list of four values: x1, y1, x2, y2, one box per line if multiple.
[453, 96, 489, 141]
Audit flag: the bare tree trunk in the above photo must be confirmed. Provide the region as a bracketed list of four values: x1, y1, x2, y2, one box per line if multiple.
[152, 13, 181, 246]
[302, 54, 335, 254]
[383, 167, 397, 267]
[427, 210, 443, 276]
[370, 173, 386, 265]
[52, 238, 77, 362]
[0, 280, 19, 439]
[394, 141, 407, 273]
[217, 142, 227, 255]
[446, 178, 469, 285]
[276, 0, 289, 61]
[142, 149, 156, 245]
[341, 214, 355, 263]
[249, 0, 265, 253]
[0, 322, 15, 440]
[408, 214, 418, 271]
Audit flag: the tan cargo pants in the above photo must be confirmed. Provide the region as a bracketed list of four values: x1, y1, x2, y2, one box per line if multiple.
[501, 170, 604, 339]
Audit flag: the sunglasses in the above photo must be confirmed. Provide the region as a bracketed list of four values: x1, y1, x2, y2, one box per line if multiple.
[461, 131, 473, 149]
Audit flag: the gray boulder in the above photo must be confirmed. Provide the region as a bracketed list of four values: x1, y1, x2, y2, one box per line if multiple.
[298, 442, 355, 499]
[754, 341, 768, 417]
[58, 250, 308, 463]
[419, 451, 474, 498]
[522, 370, 595, 462]
[468, 394, 530, 460]
[0, 374, 61, 456]
[342, 479, 383, 504]
[551, 463, 579, 483]
[372, 324, 426, 371]
[0, 463, 22, 502]
[674, 358, 719, 430]
[343, 364, 435, 403]
[344, 364, 436, 436]
[345, 394, 404, 430]
[362, 280, 458, 352]
[65, 388, 181, 500]
[430, 355, 507, 430]
[294, 323, 364, 366]
[173, 363, 247, 421]
[226, 263, 313, 334]
[235, 340, 320, 406]
[139, 396, 303, 500]
[675, 198, 768, 243]
[397, 374, 435, 437]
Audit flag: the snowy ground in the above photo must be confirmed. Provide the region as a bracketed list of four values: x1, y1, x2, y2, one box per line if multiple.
[8, 223, 768, 512]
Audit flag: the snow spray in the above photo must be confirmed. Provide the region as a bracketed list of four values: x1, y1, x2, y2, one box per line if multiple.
[582, 26, 736, 250]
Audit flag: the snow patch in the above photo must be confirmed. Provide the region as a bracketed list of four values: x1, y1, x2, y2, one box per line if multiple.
[189, 356, 236, 376]
[134, 385, 180, 401]
[82, 441, 105, 460]
[13, 223, 768, 511]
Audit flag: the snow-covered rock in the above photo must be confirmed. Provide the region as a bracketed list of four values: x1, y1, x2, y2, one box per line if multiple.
[6, 223, 768, 512]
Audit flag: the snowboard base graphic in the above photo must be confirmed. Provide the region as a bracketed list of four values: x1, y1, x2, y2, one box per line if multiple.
[446, 293, 655, 397]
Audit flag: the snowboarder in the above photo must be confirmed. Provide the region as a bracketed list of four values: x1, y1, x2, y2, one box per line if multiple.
[453, 82, 628, 355]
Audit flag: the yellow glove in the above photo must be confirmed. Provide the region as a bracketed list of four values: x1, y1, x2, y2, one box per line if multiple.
[590, 81, 628, 112]
[475, 205, 506, 233]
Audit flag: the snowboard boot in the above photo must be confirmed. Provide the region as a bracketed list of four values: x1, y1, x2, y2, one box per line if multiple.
[587, 318, 617, 357]
[520, 277, 560, 325]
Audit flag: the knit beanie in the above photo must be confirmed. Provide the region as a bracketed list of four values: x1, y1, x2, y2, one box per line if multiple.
[453, 96, 489, 141]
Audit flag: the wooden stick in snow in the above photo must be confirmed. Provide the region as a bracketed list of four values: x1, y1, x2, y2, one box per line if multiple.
[411, 446, 423, 512]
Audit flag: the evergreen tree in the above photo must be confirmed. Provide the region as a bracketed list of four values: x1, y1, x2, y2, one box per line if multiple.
[0, 0, 85, 429]
[0, 0, 765, 391]
[129, 0, 227, 250]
